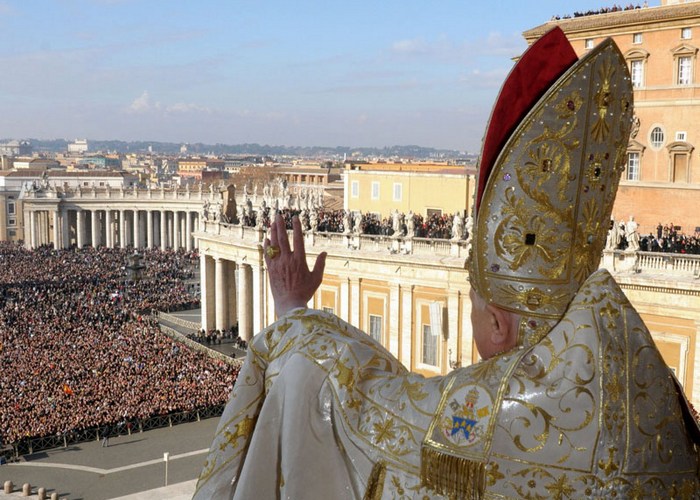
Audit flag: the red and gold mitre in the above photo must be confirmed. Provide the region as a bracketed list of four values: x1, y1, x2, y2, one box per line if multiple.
[468, 28, 634, 346]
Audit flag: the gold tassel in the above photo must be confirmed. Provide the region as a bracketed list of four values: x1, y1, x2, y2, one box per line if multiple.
[363, 461, 387, 500]
[420, 447, 486, 500]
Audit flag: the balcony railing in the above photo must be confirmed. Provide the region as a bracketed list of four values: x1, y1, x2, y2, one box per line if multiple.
[635, 251, 700, 275]
[201, 221, 471, 259]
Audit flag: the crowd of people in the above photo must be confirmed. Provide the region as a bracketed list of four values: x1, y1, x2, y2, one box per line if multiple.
[188, 328, 248, 351]
[553, 3, 645, 20]
[236, 207, 469, 240]
[0, 243, 239, 445]
[639, 222, 700, 254]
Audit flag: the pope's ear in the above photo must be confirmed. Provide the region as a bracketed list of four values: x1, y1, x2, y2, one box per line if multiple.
[486, 304, 511, 344]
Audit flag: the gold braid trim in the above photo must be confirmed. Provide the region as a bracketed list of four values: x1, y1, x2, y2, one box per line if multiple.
[420, 446, 486, 499]
[363, 461, 387, 500]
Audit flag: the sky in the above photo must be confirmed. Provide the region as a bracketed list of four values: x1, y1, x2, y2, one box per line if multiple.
[0, 1, 659, 152]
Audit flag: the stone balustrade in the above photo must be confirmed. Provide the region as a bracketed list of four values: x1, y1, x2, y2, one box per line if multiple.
[635, 251, 700, 275]
[202, 221, 471, 259]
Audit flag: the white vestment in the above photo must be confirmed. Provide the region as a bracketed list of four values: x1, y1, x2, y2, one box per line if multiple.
[194, 269, 700, 499]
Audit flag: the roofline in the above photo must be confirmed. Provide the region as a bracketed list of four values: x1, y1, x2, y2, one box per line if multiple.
[523, 4, 700, 41]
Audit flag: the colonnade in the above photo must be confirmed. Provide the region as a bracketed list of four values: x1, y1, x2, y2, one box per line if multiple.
[25, 207, 200, 251]
[199, 254, 265, 342]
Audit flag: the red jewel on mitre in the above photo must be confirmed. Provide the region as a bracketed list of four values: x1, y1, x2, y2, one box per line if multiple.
[475, 27, 578, 213]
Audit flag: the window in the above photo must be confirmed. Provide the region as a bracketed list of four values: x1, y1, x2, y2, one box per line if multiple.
[681, 27, 692, 40]
[627, 152, 640, 181]
[7, 202, 15, 215]
[650, 126, 665, 149]
[422, 324, 438, 366]
[633, 33, 642, 44]
[7, 218, 16, 226]
[584, 39, 594, 49]
[351, 180, 359, 198]
[369, 314, 382, 343]
[322, 306, 335, 315]
[678, 56, 692, 84]
[393, 183, 402, 202]
[630, 60, 644, 88]
[676, 131, 687, 142]
[371, 181, 380, 200]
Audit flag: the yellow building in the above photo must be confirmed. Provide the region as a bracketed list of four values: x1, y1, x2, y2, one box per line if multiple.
[343, 162, 476, 217]
[524, 0, 700, 234]
[177, 158, 225, 181]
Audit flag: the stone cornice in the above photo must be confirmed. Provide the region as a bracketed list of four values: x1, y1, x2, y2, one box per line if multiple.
[523, 4, 700, 41]
[618, 281, 700, 296]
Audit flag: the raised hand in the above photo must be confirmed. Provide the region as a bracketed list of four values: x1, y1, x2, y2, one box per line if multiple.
[263, 213, 327, 317]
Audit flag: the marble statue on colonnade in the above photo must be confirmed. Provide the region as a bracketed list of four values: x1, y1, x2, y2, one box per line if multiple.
[626, 215, 640, 252]
[451, 213, 463, 240]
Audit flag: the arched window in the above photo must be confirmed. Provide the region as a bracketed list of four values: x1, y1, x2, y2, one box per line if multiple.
[650, 126, 665, 149]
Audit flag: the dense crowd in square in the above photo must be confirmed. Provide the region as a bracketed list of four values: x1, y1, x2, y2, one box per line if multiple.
[0, 243, 239, 445]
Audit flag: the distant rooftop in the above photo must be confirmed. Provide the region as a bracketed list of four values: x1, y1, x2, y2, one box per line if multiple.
[524, 2, 700, 39]
[346, 162, 476, 176]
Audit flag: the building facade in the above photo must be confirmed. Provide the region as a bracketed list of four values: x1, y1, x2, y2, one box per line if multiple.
[344, 163, 476, 217]
[523, 0, 700, 234]
[195, 218, 700, 408]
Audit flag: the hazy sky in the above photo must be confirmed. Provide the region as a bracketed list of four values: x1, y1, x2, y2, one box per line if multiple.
[0, 1, 657, 152]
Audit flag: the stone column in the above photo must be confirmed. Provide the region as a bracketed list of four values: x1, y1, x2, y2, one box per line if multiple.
[447, 290, 460, 371]
[62, 208, 70, 249]
[173, 211, 180, 250]
[200, 253, 216, 332]
[160, 211, 168, 250]
[239, 263, 253, 341]
[461, 293, 474, 367]
[29, 210, 36, 249]
[185, 211, 193, 251]
[91, 209, 99, 247]
[227, 261, 237, 329]
[133, 210, 140, 249]
[119, 209, 126, 249]
[389, 283, 400, 358]
[147, 210, 153, 249]
[340, 277, 350, 322]
[105, 209, 113, 248]
[350, 277, 361, 328]
[215, 257, 228, 331]
[52, 209, 60, 250]
[252, 263, 264, 333]
[400, 285, 414, 368]
[76, 209, 84, 248]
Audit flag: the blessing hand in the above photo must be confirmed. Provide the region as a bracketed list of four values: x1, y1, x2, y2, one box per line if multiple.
[263, 213, 327, 317]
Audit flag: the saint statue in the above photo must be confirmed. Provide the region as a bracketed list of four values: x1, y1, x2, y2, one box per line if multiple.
[451, 213, 463, 240]
[194, 28, 699, 499]
[626, 215, 640, 252]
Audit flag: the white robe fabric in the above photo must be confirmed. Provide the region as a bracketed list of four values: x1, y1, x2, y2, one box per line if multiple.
[194, 269, 700, 499]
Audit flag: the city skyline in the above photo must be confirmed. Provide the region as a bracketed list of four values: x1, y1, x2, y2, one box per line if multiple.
[0, 0, 655, 152]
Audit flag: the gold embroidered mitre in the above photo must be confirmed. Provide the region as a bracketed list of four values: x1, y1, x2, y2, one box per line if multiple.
[469, 29, 634, 347]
